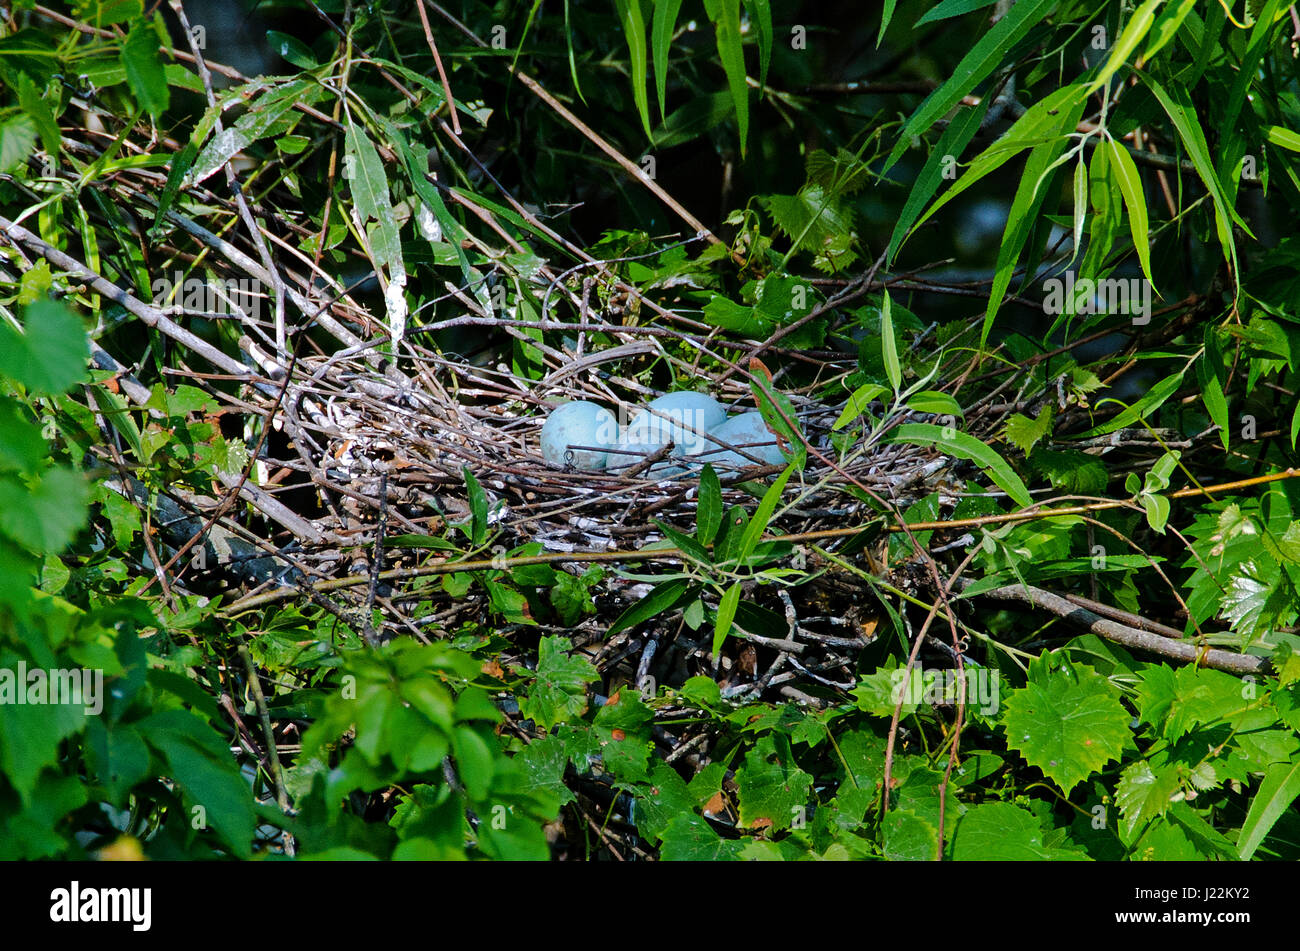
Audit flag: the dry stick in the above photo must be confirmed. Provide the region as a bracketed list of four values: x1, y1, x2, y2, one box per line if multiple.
[964, 579, 1266, 675]
[415, 0, 461, 136]
[425, 1, 720, 246]
[237, 646, 296, 857]
[171, 0, 290, 355]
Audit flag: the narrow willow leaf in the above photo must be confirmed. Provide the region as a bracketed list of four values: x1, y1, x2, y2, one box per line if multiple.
[833, 383, 888, 431]
[1199, 327, 1229, 451]
[877, 0, 898, 46]
[1142, 0, 1197, 63]
[1143, 74, 1248, 278]
[609, 578, 691, 636]
[345, 114, 407, 339]
[712, 582, 742, 659]
[652, 0, 685, 121]
[1237, 759, 1300, 859]
[742, 0, 773, 88]
[1084, 0, 1161, 95]
[887, 100, 988, 264]
[886, 423, 1032, 508]
[1073, 368, 1186, 439]
[712, 0, 749, 155]
[884, 0, 1058, 172]
[880, 292, 902, 394]
[697, 464, 723, 546]
[1265, 125, 1300, 152]
[737, 463, 794, 562]
[916, 0, 999, 25]
[614, 0, 652, 139]
[906, 85, 1086, 245]
[1070, 155, 1087, 264]
[749, 358, 806, 469]
[1106, 138, 1154, 287]
[984, 136, 1074, 345]
[463, 466, 487, 546]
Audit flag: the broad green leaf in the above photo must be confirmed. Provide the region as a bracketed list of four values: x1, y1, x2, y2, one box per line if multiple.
[462, 466, 487, 546]
[519, 636, 599, 730]
[121, 20, 169, 119]
[1106, 137, 1155, 287]
[0, 299, 89, 395]
[0, 114, 37, 173]
[1001, 659, 1130, 794]
[886, 423, 1032, 508]
[734, 735, 813, 831]
[884, 0, 1059, 171]
[951, 802, 1090, 860]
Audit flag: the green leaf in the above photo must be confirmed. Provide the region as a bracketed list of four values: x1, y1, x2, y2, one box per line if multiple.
[1074, 368, 1185, 440]
[659, 812, 743, 859]
[1143, 73, 1247, 276]
[651, 0, 685, 121]
[462, 466, 487, 546]
[713, 581, 742, 659]
[734, 735, 813, 831]
[267, 30, 318, 69]
[608, 577, 692, 636]
[711, 0, 749, 155]
[916, 0, 999, 26]
[1106, 137, 1155, 287]
[1238, 758, 1300, 859]
[951, 802, 1091, 860]
[1001, 658, 1131, 794]
[0, 299, 88, 396]
[613, 0, 652, 140]
[1003, 406, 1053, 456]
[886, 100, 989, 264]
[1084, 0, 1162, 95]
[877, 0, 899, 46]
[697, 465, 723, 545]
[886, 423, 1032, 508]
[0, 113, 37, 174]
[121, 20, 169, 119]
[0, 467, 89, 554]
[884, 0, 1060, 171]
[737, 462, 794, 562]
[519, 636, 599, 730]
[880, 291, 901, 394]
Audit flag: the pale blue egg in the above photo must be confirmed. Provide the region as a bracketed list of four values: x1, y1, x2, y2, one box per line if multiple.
[698, 412, 784, 472]
[541, 401, 619, 470]
[607, 391, 726, 476]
